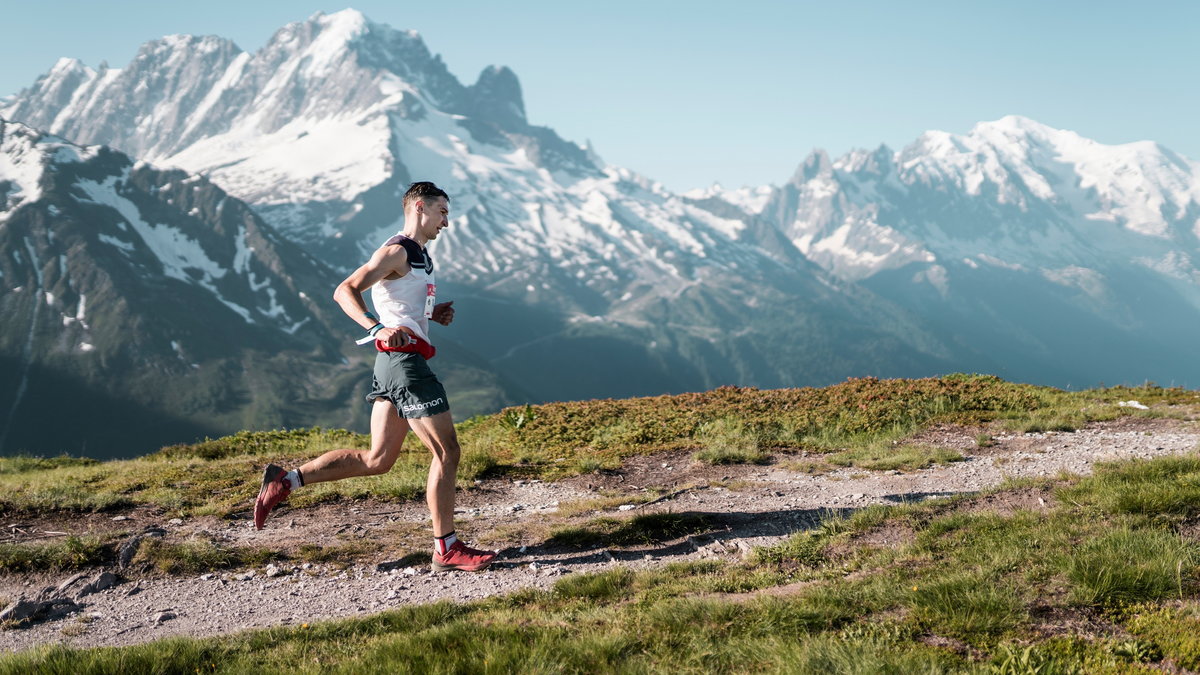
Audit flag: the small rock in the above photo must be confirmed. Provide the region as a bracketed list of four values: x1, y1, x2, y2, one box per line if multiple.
[111, 516, 130, 522]
[0, 599, 42, 623]
[200, 574, 214, 581]
[167, 518, 183, 525]
[851, 493, 865, 500]
[386, 589, 399, 599]
[54, 572, 89, 595]
[403, 567, 417, 576]
[617, 504, 637, 511]
[234, 572, 255, 581]
[78, 571, 119, 597]
[529, 562, 540, 571]
[301, 563, 313, 570]
[509, 504, 525, 512]
[150, 611, 176, 624]
[265, 565, 285, 578]
[518, 545, 527, 553]
[1, 596, 81, 623]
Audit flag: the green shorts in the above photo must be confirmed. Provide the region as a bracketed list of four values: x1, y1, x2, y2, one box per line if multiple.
[366, 351, 450, 419]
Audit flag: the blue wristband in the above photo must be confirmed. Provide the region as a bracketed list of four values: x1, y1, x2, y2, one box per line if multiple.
[363, 311, 378, 323]
[367, 323, 384, 336]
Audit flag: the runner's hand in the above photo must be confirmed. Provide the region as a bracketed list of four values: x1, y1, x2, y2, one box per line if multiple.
[432, 301, 455, 326]
[375, 326, 412, 348]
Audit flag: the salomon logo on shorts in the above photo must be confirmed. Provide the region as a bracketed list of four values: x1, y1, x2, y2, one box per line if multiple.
[402, 398, 445, 414]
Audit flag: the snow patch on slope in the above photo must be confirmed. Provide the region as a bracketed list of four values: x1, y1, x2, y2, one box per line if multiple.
[76, 175, 254, 322]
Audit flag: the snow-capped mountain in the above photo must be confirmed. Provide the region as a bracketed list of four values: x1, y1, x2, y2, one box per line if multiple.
[0, 8, 736, 303]
[1, 9, 954, 412]
[0, 117, 522, 456]
[716, 116, 1200, 386]
[760, 115, 1200, 284]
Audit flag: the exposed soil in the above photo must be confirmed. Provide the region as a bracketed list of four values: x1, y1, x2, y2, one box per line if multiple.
[1, 413, 1197, 652]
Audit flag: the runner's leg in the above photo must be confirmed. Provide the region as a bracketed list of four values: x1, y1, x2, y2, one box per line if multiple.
[405, 410, 459, 537]
[298, 399, 410, 484]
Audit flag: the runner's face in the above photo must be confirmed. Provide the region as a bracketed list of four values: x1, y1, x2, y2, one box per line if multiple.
[418, 198, 450, 240]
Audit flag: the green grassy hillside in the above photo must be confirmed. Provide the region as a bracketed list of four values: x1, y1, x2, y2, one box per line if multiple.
[2, 375, 1199, 673]
[1, 374, 1189, 519]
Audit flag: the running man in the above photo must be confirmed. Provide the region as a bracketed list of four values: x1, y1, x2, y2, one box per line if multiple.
[253, 181, 496, 572]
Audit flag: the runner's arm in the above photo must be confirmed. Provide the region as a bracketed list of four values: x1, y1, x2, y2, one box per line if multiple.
[334, 245, 415, 346]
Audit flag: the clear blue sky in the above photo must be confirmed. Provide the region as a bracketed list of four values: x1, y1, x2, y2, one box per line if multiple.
[1, 1, 1196, 192]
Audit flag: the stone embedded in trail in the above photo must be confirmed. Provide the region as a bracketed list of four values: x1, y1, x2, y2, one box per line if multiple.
[77, 571, 120, 598]
[54, 572, 89, 596]
[150, 611, 176, 624]
[117, 527, 166, 570]
[0, 596, 81, 625]
[0, 599, 43, 623]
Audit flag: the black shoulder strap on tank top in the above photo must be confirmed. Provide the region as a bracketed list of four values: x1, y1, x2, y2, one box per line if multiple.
[382, 234, 433, 273]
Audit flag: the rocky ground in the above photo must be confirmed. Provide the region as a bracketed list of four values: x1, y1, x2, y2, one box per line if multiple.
[1, 413, 1197, 652]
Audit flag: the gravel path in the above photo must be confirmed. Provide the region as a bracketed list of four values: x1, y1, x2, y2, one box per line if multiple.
[2, 415, 1196, 652]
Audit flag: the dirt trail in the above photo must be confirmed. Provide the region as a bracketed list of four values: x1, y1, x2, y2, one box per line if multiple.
[1, 415, 1197, 652]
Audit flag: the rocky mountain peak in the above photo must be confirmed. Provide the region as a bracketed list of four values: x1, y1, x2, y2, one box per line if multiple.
[791, 148, 832, 183]
[468, 65, 526, 130]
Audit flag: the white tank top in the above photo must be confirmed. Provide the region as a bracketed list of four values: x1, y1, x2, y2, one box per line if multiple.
[371, 233, 436, 343]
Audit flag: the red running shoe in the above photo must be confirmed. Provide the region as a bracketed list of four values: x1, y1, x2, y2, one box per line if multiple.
[253, 463, 291, 530]
[432, 541, 497, 572]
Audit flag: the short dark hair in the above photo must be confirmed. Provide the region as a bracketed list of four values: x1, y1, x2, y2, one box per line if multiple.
[403, 181, 449, 209]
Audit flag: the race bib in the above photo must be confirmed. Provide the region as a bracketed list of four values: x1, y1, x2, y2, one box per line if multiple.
[424, 283, 436, 319]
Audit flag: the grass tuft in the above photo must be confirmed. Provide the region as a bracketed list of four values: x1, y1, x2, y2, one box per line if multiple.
[753, 531, 828, 568]
[909, 572, 1026, 641]
[827, 443, 965, 471]
[1065, 527, 1196, 607]
[553, 568, 635, 601]
[1062, 454, 1200, 517]
[693, 417, 769, 465]
[0, 536, 108, 573]
[132, 538, 278, 575]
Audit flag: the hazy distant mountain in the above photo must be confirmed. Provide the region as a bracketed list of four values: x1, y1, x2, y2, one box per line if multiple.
[697, 116, 1200, 386]
[0, 117, 523, 457]
[1, 9, 955, 411]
